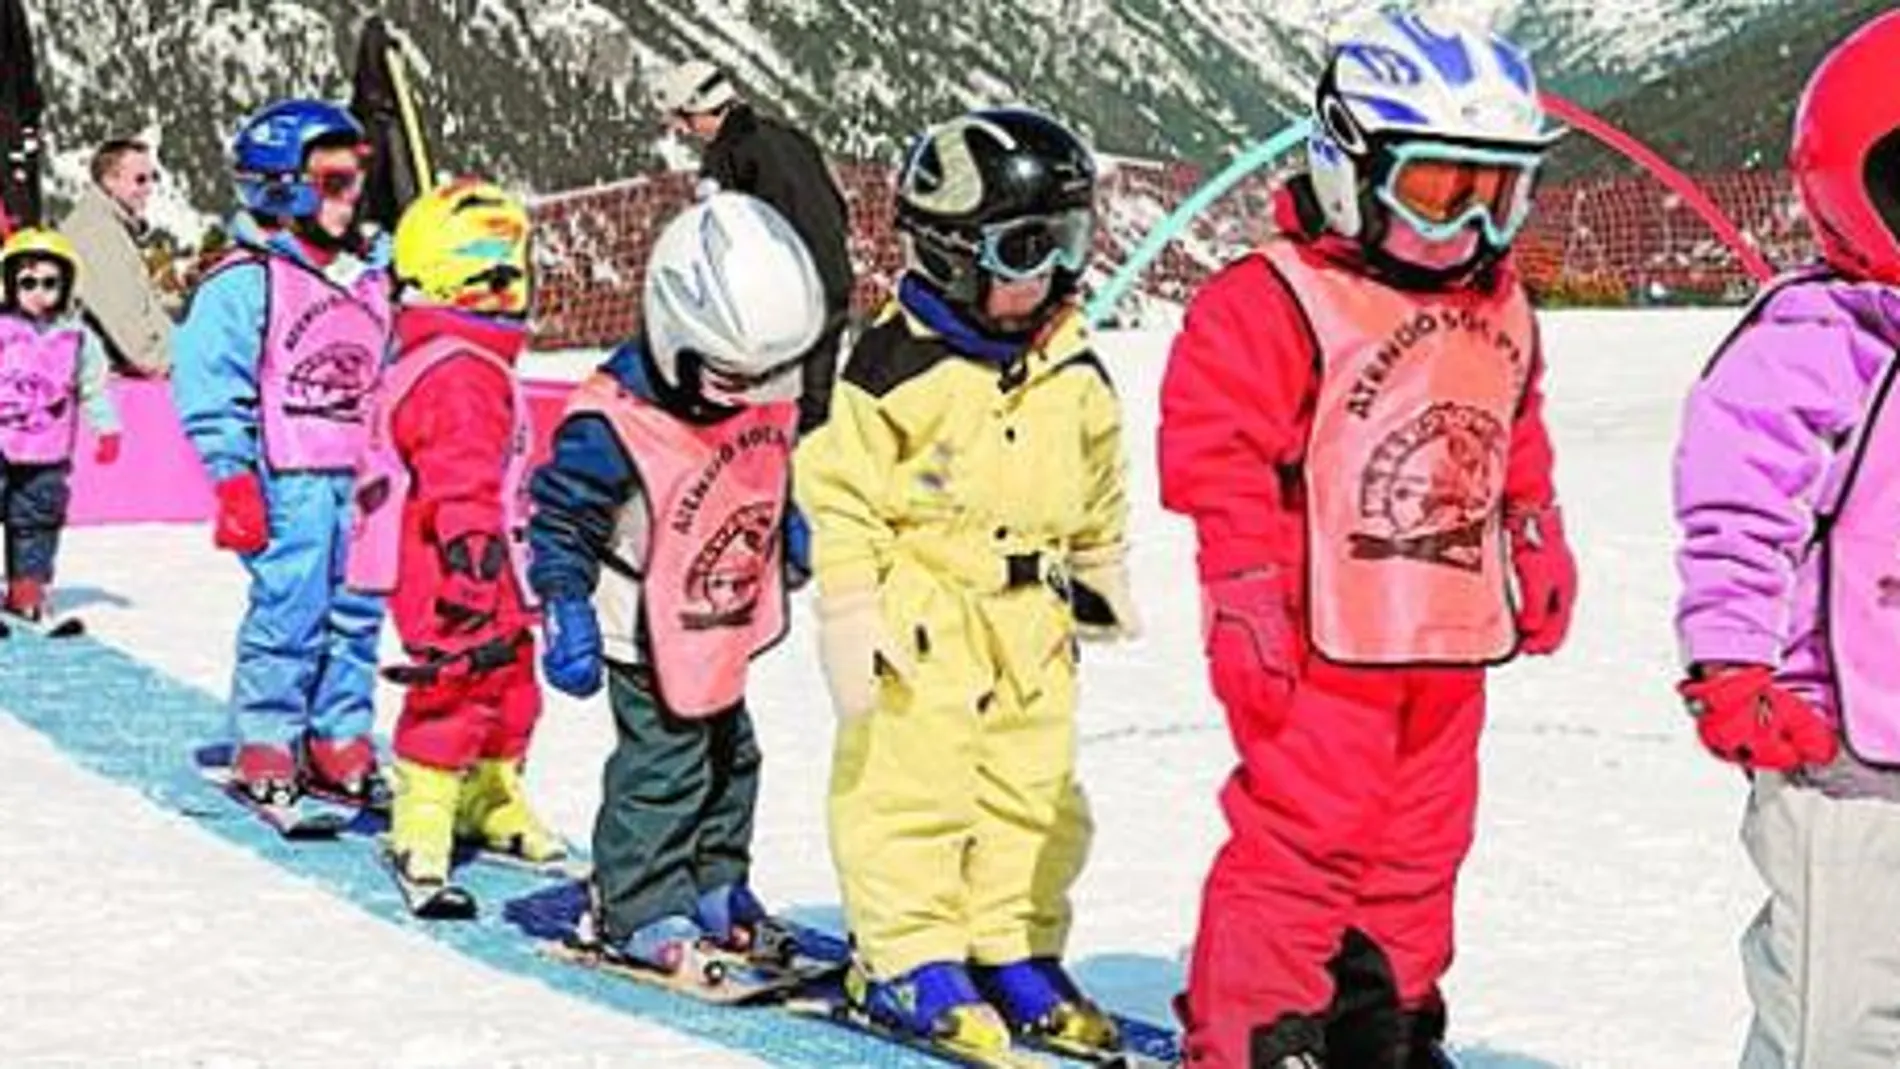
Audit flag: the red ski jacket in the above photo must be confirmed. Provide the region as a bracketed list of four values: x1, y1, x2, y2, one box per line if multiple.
[386, 306, 535, 655]
[1158, 190, 1557, 584]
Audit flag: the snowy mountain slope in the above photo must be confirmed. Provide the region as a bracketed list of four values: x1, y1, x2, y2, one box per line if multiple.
[24, 0, 1807, 238]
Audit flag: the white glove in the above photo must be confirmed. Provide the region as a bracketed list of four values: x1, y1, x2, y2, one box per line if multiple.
[817, 586, 915, 718]
[1069, 543, 1140, 642]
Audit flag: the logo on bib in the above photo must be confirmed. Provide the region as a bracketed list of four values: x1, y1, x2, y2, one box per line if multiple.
[0, 370, 70, 432]
[1350, 401, 1505, 572]
[681, 501, 778, 630]
[1879, 575, 1900, 609]
[284, 342, 373, 423]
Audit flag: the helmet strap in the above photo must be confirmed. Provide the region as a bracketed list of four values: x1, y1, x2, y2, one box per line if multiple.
[638, 335, 737, 426]
[972, 270, 1075, 337]
[1282, 174, 1330, 240]
[293, 214, 362, 258]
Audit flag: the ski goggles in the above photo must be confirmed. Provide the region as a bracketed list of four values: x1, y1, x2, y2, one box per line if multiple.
[1376, 142, 1543, 246]
[973, 208, 1094, 281]
[695, 350, 805, 407]
[309, 165, 366, 199]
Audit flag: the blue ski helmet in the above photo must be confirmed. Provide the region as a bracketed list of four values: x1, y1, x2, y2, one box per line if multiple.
[230, 99, 366, 219]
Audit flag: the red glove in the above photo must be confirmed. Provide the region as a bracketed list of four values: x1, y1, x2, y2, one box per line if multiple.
[213, 473, 269, 555]
[1201, 566, 1302, 718]
[1679, 664, 1839, 772]
[94, 433, 122, 466]
[1508, 505, 1577, 656]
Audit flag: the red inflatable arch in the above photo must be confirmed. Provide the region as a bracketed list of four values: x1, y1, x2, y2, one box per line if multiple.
[1539, 92, 1777, 284]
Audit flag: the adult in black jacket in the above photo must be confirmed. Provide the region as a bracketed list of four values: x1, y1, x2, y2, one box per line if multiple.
[653, 59, 853, 436]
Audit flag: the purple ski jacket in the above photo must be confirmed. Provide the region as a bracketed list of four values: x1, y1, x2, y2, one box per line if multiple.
[1674, 273, 1900, 792]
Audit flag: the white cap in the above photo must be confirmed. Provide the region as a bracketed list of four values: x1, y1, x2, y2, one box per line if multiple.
[652, 59, 738, 115]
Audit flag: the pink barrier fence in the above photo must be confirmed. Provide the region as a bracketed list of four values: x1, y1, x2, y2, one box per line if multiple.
[67, 378, 580, 527]
[68, 380, 212, 526]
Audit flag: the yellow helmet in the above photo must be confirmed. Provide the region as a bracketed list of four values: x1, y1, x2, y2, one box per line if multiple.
[392, 178, 532, 317]
[1, 227, 81, 286]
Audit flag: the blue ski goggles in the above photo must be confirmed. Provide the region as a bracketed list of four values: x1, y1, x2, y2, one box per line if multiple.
[972, 208, 1095, 281]
[1375, 141, 1543, 247]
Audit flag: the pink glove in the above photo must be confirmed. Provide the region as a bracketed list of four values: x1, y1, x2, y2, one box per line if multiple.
[1201, 566, 1302, 718]
[94, 432, 122, 466]
[1679, 664, 1839, 772]
[1508, 505, 1577, 656]
[213, 472, 269, 555]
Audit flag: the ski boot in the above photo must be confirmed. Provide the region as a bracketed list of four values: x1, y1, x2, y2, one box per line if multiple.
[6, 576, 44, 618]
[232, 743, 300, 807]
[609, 914, 730, 979]
[1324, 928, 1406, 1069]
[2, 576, 77, 634]
[1249, 1013, 1328, 1069]
[455, 758, 565, 863]
[849, 960, 1015, 1054]
[384, 760, 475, 918]
[1399, 998, 1458, 1069]
[695, 882, 796, 965]
[975, 957, 1120, 1056]
[306, 735, 391, 810]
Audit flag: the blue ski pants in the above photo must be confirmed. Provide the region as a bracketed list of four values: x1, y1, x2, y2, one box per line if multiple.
[228, 472, 385, 751]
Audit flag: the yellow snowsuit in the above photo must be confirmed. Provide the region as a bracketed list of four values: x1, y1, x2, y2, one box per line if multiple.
[795, 301, 1128, 979]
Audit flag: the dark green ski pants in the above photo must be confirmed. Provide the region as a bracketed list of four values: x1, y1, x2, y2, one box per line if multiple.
[593, 665, 761, 942]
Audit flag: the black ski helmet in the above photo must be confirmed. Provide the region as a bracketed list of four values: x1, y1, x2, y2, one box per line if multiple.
[895, 107, 1097, 328]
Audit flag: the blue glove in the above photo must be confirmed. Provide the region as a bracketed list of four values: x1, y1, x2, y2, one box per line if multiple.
[783, 504, 812, 592]
[541, 597, 604, 697]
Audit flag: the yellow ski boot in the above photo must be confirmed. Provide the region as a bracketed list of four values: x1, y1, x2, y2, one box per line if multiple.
[456, 759, 567, 865]
[849, 960, 1016, 1057]
[386, 760, 475, 919]
[977, 958, 1122, 1057]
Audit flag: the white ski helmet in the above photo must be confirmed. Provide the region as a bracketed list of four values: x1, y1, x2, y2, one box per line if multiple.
[1307, 10, 1561, 254]
[642, 191, 826, 407]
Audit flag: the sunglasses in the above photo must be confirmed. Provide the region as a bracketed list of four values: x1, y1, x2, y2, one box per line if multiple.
[15, 274, 64, 293]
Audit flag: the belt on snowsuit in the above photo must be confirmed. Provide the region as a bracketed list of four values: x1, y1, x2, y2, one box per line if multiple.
[894, 533, 1071, 598]
[1006, 551, 1071, 598]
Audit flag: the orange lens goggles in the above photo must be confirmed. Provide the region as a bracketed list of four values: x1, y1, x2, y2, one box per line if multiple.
[1387, 156, 1525, 225]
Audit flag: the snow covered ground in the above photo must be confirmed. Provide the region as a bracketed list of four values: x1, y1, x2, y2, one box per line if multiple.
[0, 310, 1762, 1068]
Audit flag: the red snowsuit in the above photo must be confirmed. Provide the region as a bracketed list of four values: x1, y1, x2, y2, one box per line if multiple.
[1159, 194, 1561, 1067]
[385, 306, 540, 772]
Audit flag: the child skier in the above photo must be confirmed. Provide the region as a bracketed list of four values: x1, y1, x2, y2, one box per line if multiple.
[1159, 13, 1574, 1068]
[527, 193, 827, 971]
[174, 99, 392, 813]
[796, 107, 1136, 1058]
[0, 227, 121, 633]
[1673, 12, 1900, 1067]
[344, 178, 558, 916]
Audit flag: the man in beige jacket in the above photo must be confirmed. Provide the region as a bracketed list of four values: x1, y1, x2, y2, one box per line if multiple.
[59, 138, 171, 377]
